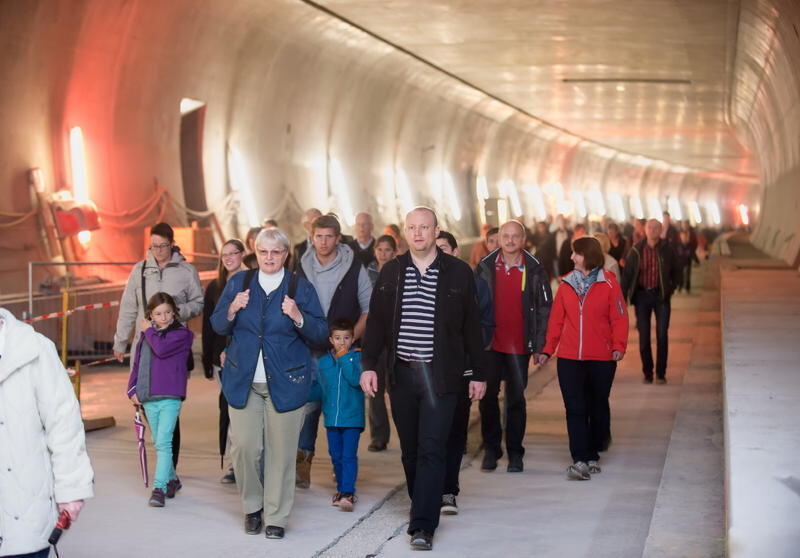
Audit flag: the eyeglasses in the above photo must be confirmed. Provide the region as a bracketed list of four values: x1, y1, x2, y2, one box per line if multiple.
[150, 243, 171, 250]
[257, 248, 287, 258]
[221, 250, 242, 259]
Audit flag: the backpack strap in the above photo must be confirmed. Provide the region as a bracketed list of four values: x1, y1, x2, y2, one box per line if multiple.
[240, 268, 257, 294]
[140, 260, 148, 309]
[288, 270, 298, 299]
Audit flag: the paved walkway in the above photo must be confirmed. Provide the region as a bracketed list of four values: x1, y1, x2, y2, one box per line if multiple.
[61, 266, 723, 557]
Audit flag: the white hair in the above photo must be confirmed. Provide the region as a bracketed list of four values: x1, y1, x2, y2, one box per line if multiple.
[255, 228, 290, 251]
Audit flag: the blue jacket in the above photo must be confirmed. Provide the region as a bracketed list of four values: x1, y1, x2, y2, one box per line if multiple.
[313, 349, 364, 429]
[210, 270, 328, 411]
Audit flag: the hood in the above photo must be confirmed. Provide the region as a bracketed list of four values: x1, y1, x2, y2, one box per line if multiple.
[562, 268, 610, 292]
[300, 242, 356, 285]
[0, 308, 40, 384]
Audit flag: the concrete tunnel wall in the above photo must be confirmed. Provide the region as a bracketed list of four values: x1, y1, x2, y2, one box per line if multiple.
[0, 0, 791, 294]
[732, 0, 800, 266]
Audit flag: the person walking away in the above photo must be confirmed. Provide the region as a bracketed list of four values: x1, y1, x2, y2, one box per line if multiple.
[313, 319, 364, 512]
[538, 237, 628, 480]
[360, 207, 487, 551]
[621, 219, 681, 384]
[675, 230, 700, 293]
[0, 308, 94, 558]
[127, 292, 194, 506]
[202, 239, 247, 484]
[475, 220, 552, 473]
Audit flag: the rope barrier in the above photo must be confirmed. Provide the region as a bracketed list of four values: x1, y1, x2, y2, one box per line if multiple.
[84, 354, 128, 367]
[0, 210, 36, 228]
[25, 300, 120, 323]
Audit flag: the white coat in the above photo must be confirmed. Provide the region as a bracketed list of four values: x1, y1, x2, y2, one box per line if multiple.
[0, 308, 94, 556]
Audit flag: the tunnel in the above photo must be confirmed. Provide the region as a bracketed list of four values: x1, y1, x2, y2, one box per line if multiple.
[0, 1, 798, 557]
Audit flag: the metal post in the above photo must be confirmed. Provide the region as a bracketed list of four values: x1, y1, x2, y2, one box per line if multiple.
[28, 261, 33, 318]
[60, 289, 69, 366]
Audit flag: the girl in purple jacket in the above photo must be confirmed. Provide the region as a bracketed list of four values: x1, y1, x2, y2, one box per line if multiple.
[127, 292, 194, 507]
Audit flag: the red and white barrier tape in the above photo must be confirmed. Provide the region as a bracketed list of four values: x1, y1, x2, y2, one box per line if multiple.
[25, 300, 120, 323]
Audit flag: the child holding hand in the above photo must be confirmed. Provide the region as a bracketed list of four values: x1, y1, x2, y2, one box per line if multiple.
[316, 318, 364, 512]
[127, 292, 194, 507]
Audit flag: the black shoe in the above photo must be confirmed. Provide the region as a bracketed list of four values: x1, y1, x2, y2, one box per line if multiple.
[220, 468, 235, 484]
[643, 376, 654, 384]
[166, 477, 182, 498]
[148, 488, 165, 507]
[656, 377, 667, 385]
[244, 510, 263, 535]
[265, 525, 285, 539]
[367, 443, 387, 452]
[441, 493, 458, 515]
[507, 454, 524, 473]
[409, 530, 433, 550]
[481, 451, 500, 472]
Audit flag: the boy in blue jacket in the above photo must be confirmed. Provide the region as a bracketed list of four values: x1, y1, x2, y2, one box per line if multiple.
[314, 318, 364, 511]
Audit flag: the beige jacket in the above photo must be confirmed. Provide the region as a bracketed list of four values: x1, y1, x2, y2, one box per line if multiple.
[0, 308, 94, 556]
[113, 249, 204, 355]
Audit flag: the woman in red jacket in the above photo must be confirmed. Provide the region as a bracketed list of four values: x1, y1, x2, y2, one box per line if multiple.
[537, 237, 628, 480]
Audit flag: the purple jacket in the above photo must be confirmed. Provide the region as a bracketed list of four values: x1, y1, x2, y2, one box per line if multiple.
[126, 323, 194, 401]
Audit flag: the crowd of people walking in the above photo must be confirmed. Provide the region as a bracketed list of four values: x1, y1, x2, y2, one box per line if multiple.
[0, 203, 705, 557]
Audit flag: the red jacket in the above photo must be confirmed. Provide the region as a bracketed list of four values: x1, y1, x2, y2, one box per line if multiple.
[542, 269, 628, 361]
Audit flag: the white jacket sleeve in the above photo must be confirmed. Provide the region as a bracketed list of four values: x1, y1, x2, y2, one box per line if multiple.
[33, 337, 94, 504]
[114, 263, 143, 353]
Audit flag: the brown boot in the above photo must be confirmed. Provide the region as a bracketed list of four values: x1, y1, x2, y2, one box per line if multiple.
[295, 449, 313, 489]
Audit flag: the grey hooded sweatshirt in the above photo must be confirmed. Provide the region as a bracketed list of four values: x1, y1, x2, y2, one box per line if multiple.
[299, 242, 372, 317]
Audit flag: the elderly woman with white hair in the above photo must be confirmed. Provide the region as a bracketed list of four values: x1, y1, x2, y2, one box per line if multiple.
[211, 228, 327, 540]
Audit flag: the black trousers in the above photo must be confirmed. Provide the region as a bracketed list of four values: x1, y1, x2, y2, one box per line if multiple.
[479, 352, 531, 458]
[557, 358, 616, 463]
[368, 353, 391, 447]
[390, 361, 457, 535]
[633, 289, 672, 379]
[443, 384, 471, 496]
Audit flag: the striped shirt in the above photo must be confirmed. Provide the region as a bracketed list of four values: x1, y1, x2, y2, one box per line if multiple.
[396, 260, 440, 362]
[639, 243, 659, 289]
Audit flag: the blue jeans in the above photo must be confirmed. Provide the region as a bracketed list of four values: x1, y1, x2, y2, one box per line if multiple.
[326, 427, 361, 493]
[298, 400, 321, 453]
[143, 399, 182, 490]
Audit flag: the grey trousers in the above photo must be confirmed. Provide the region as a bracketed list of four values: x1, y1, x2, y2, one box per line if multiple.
[229, 383, 305, 528]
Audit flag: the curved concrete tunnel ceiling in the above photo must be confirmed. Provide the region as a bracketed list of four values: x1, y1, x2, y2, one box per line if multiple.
[1, 0, 799, 293]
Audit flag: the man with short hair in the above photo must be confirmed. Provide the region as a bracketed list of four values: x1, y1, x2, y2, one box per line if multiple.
[351, 212, 376, 268]
[661, 211, 680, 245]
[294, 214, 373, 487]
[293, 208, 322, 265]
[476, 220, 552, 473]
[622, 219, 681, 384]
[361, 208, 487, 551]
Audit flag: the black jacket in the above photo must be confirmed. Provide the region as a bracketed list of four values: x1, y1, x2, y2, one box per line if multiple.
[201, 279, 227, 378]
[362, 249, 487, 394]
[475, 249, 553, 354]
[621, 240, 681, 303]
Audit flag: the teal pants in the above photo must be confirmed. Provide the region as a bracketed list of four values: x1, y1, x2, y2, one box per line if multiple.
[143, 399, 182, 490]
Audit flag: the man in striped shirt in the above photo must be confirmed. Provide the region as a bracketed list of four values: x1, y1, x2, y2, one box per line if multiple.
[361, 207, 487, 552]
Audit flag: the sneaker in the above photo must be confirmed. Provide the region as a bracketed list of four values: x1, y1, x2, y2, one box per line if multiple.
[656, 377, 667, 385]
[566, 461, 591, 481]
[481, 451, 500, 472]
[264, 525, 285, 539]
[148, 488, 166, 507]
[507, 454, 524, 473]
[367, 443, 387, 452]
[440, 493, 458, 515]
[220, 468, 236, 484]
[587, 460, 601, 474]
[643, 376, 654, 384]
[331, 492, 342, 507]
[166, 477, 182, 498]
[338, 492, 356, 512]
[409, 530, 433, 551]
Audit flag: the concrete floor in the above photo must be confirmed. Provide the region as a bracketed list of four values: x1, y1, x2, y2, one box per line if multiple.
[61, 266, 724, 558]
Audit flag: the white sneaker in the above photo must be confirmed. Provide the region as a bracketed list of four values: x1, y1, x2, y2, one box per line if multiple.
[566, 461, 591, 481]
